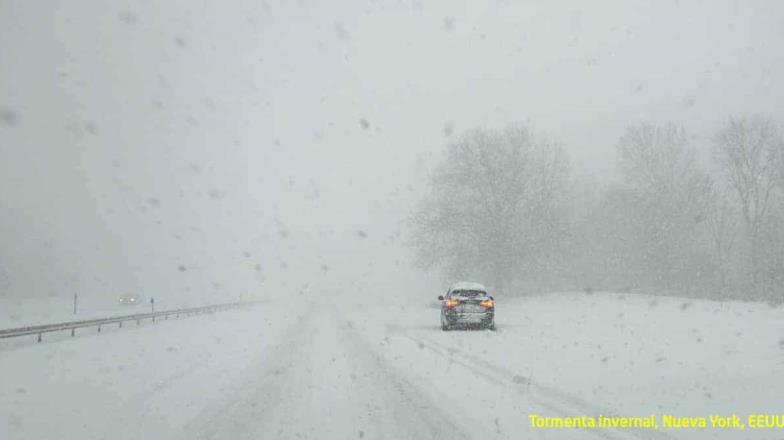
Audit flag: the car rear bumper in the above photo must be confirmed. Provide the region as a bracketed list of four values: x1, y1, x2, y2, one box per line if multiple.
[442, 310, 494, 326]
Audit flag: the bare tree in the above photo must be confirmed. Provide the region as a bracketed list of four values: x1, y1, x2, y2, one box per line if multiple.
[705, 180, 738, 295]
[616, 123, 712, 293]
[409, 126, 569, 293]
[714, 115, 784, 294]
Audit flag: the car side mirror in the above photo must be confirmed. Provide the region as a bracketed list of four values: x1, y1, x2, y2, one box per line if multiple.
[437, 295, 444, 301]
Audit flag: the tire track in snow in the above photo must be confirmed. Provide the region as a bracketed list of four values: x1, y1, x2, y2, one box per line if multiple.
[406, 332, 678, 440]
[177, 307, 471, 440]
[333, 309, 480, 440]
[401, 333, 625, 440]
[338, 319, 476, 440]
[176, 310, 313, 440]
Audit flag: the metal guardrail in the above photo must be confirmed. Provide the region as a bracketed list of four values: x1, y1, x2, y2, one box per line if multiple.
[0, 301, 256, 343]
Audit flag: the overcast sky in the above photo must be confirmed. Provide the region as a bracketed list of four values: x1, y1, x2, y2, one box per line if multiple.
[1, 0, 783, 302]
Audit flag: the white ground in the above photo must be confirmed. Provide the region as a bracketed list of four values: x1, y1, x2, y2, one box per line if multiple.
[1, 292, 783, 440]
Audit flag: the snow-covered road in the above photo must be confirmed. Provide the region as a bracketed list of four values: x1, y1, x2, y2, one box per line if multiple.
[2, 293, 782, 440]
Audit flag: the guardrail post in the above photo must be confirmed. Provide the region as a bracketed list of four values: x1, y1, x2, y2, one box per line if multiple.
[37, 333, 42, 343]
[137, 319, 140, 325]
[118, 321, 122, 328]
[152, 316, 155, 323]
[97, 325, 101, 333]
[71, 328, 75, 337]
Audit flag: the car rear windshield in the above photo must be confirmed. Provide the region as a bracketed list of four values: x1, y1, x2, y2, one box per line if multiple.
[449, 290, 486, 298]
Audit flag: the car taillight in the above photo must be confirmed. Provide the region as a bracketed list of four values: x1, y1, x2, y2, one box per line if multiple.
[480, 299, 494, 309]
[443, 299, 459, 308]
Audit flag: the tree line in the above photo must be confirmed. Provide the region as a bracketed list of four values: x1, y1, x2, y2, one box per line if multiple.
[409, 115, 784, 302]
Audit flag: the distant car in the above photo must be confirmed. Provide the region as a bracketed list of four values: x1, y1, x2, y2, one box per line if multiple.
[438, 281, 495, 330]
[118, 293, 143, 305]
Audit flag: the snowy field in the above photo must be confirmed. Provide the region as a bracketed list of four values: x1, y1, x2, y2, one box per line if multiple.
[1, 292, 783, 440]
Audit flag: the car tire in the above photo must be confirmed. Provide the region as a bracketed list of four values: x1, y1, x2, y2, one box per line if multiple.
[486, 321, 496, 331]
[441, 324, 450, 331]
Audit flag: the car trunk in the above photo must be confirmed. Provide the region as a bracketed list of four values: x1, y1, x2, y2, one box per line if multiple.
[455, 299, 485, 313]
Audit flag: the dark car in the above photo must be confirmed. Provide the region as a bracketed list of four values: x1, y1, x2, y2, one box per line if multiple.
[118, 293, 143, 305]
[438, 281, 495, 330]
